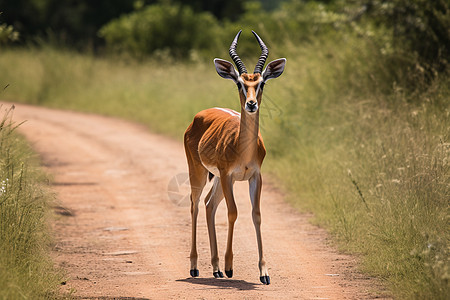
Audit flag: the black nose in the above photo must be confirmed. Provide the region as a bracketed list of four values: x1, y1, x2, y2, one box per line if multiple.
[247, 101, 257, 109]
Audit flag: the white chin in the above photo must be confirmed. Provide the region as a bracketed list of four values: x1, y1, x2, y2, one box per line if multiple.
[245, 106, 258, 114]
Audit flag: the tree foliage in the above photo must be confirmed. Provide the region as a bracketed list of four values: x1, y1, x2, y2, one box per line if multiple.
[0, 12, 17, 45]
[171, 0, 245, 20]
[99, 3, 224, 59]
[0, 0, 140, 47]
[0, 0, 246, 48]
[362, 0, 449, 75]
[0, 23, 18, 45]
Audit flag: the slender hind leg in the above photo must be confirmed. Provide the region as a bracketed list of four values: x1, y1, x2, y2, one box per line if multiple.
[187, 165, 207, 277]
[220, 174, 237, 279]
[249, 173, 270, 284]
[205, 177, 225, 278]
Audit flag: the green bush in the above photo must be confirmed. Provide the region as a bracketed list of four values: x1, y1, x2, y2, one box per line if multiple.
[0, 23, 18, 45]
[359, 0, 449, 81]
[98, 1, 353, 61]
[0, 12, 18, 45]
[99, 2, 225, 59]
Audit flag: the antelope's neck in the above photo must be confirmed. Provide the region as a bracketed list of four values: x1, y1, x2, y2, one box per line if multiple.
[238, 109, 260, 162]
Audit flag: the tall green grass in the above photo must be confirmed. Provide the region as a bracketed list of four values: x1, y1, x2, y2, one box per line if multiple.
[0, 106, 62, 299]
[0, 38, 448, 298]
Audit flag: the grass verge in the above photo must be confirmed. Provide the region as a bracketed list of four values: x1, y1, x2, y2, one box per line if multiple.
[0, 105, 62, 299]
[0, 41, 448, 298]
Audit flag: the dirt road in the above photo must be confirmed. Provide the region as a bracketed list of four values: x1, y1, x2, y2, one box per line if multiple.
[7, 103, 382, 299]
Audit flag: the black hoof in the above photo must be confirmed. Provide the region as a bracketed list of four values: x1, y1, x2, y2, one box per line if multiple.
[260, 275, 271, 285]
[213, 271, 224, 278]
[190, 269, 199, 277]
[225, 269, 233, 278]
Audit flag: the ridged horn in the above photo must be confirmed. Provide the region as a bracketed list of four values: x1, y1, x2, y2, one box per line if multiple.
[252, 30, 269, 74]
[229, 30, 248, 75]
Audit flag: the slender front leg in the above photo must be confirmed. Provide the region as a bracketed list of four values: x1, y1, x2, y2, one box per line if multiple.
[221, 173, 238, 278]
[205, 177, 225, 278]
[249, 172, 270, 284]
[190, 193, 200, 277]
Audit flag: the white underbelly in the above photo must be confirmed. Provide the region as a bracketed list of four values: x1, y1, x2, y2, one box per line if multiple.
[201, 162, 256, 181]
[201, 162, 221, 178]
[231, 165, 255, 181]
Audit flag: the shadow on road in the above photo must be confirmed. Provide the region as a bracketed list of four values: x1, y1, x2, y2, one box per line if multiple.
[176, 277, 261, 291]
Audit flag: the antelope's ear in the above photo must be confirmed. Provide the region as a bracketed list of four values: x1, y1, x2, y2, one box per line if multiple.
[214, 58, 239, 83]
[262, 58, 286, 82]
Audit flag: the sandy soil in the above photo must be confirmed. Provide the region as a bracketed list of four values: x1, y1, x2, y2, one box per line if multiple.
[6, 103, 386, 299]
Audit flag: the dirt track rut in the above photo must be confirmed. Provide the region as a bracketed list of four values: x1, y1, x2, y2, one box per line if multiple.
[6, 103, 382, 299]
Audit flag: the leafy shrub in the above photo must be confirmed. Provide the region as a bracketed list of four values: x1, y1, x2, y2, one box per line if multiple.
[99, 3, 224, 59]
[361, 0, 449, 79]
[98, 1, 354, 61]
[0, 23, 18, 44]
[0, 12, 18, 45]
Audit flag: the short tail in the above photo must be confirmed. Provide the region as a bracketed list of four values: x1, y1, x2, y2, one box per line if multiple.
[208, 172, 214, 181]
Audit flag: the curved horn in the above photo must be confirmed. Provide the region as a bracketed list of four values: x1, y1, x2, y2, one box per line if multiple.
[252, 30, 269, 74]
[229, 30, 248, 75]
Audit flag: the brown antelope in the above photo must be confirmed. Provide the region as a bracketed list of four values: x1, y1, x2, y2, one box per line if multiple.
[184, 30, 286, 285]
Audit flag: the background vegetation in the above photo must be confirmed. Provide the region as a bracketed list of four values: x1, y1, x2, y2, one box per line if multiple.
[0, 106, 62, 299]
[0, 0, 448, 298]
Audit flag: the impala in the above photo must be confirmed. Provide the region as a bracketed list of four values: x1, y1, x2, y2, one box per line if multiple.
[184, 30, 286, 285]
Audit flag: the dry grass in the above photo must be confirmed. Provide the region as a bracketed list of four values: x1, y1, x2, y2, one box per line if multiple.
[0, 105, 63, 299]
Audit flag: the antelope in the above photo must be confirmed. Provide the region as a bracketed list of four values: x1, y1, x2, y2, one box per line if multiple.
[184, 30, 286, 285]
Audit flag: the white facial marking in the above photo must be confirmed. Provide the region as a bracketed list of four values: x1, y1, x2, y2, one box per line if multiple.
[238, 77, 247, 97]
[256, 82, 263, 97]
